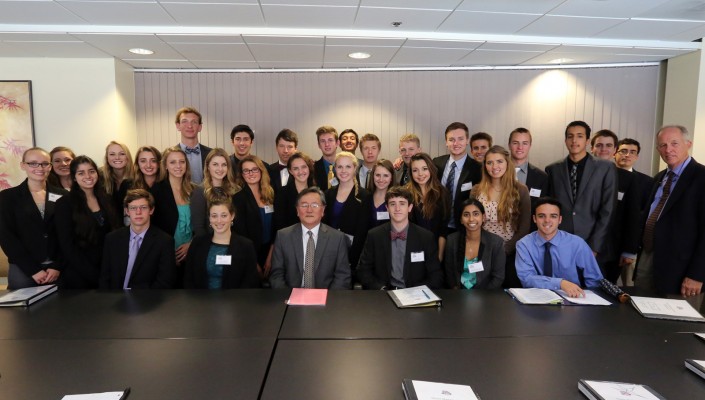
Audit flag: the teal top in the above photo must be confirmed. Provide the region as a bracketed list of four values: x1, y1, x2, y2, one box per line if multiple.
[206, 243, 229, 289]
[174, 204, 192, 248]
[461, 256, 479, 289]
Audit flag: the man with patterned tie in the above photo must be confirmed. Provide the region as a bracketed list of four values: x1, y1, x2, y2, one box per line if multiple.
[545, 121, 617, 270]
[100, 189, 175, 289]
[357, 133, 381, 190]
[432, 122, 483, 234]
[635, 125, 705, 296]
[174, 107, 212, 184]
[357, 187, 443, 290]
[313, 126, 339, 189]
[393, 134, 422, 186]
[269, 187, 351, 289]
[515, 197, 603, 297]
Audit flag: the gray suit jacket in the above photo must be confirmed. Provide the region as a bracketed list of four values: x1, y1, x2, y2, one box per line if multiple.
[545, 155, 617, 259]
[269, 223, 351, 289]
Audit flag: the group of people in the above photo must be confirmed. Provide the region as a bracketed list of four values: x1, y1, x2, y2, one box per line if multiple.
[1, 106, 703, 299]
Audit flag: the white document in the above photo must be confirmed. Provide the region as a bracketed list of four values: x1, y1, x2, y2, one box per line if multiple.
[410, 251, 425, 262]
[631, 296, 705, 321]
[508, 288, 563, 304]
[580, 380, 663, 400]
[466, 261, 484, 273]
[695, 332, 705, 341]
[529, 188, 542, 197]
[48, 192, 62, 202]
[215, 255, 231, 265]
[376, 211, 390, 220]
[62, 391, 126, 400]
[460, 182, 472, 192]
[408, 380, 479, 400]
[391, 285, 441, 307]
[264, 205, 274, 214]
[557, 289, 612, 306]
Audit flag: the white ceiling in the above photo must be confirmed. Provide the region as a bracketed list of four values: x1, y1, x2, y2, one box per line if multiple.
[0, 0, 703, 70]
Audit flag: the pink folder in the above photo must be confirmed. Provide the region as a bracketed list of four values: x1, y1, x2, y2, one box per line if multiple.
[287, 288, 328, 306]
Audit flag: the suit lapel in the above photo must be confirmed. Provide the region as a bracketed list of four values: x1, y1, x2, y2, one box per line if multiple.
[131, 228, 155, 276]
[661, 160, 697, 216]
[402, 225, 419, 283]
[381, 225, 393, 282]
[314, 225, 329, 270]
[44, 188, 62, 222]
[18, 181, 44, 224]
[577, 156, 597, 199]
[293, 225, 304, 274]
[558, 159, 573, 204]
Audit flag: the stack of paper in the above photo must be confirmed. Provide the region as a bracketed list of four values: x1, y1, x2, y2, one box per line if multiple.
[402, 379, 479, 400]
[578, 380, 665, 400]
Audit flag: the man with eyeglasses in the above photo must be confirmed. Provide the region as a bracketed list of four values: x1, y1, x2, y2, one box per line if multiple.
[175, 107, 212, 183]
[100, 189, 175, 289]
[589, 129, 642, 284]
[614, 138, 654, 285]
[270, 187, 351, 289]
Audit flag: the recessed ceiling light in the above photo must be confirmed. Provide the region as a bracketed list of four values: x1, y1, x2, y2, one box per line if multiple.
[129, 48, 154, 55]
[549, 58, 574, 64]
[348, 52, 371, 59]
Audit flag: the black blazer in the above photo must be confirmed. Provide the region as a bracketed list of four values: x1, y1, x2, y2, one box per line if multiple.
[267, 161, 286, 190]
[184, 232, 260, 289]
[432, 154, 483, 223]
[314, 157, 337, 191]
[640, 159, 705, 294]
[323, 186, 370, 270]
[357, 222, 443, 290]
[232, 185, 274, 252]
[444, 230, 506, 289]
[272, 179, 301, 235]
[525, 162, 549, 231]
[99, 225, 175, 289]
[611, 167, 643, 257]
[149, 179, 180, 237]
[55, 193, 117, 289]
[0, 180, 67, 277]
[632, 169, 655, 212]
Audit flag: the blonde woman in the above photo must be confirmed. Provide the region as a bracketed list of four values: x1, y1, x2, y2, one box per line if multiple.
[471, 145, 530, 288]
[101, 141, 134, 216]
[150, 147, 195, 286]
[324, 151, 369, 271]
[191, 148, 239, 236]
[233, 155, 275, 278]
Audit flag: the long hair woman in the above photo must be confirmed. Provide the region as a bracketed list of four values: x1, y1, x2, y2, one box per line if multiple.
[191, 148, 239, 237]
[470, 145, 530, 288]
[101, 141, 134, 220]
[406, 152, 450, 261]
[55, 155, 119, 288]
[233, 155, 276, 279]
[273, 151, 315, 233]
[367, 159, 396, 228]
[132, 146, 161, 190]
[48, 146, 75, 191]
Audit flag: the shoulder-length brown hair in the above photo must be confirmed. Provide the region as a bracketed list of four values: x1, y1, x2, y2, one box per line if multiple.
[132, 146, 161, 190]
[471, 145, 520, 230]
[235, 155, 274, 205]
[160, 146, 194, 200]
[203, 148, 239, 199]
[405, 152, 448, 220]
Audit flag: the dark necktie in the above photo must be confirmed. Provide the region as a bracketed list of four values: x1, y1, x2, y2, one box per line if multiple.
[185, 146, 200, 155]
[543, 242, 553, 277]
[569, 163, 578, 202]
[445, 161, 456, 198]
[304, 231, 315, 288]
[275, 163, 286, 171]
[400, 164, 409, 185]
[391, 231, 407, 241]
[642, 171, 674, 253]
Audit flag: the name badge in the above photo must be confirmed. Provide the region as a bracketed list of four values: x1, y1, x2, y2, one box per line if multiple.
[48, 193, 62, 202]
[617, 192, 624, 201]
[216, 255, 232, 265]
[467, 260, 484, 273]
[460, 182, 473, 192]
[411, 251, 425, 262]
[264, 205, 274, 214]
[529, 188, 542, 197]
[330, 178, 339, 187]
[376, 211, 390, 220]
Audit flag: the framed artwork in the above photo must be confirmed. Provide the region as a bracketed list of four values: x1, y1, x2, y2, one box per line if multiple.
[0, 81, 35, 190]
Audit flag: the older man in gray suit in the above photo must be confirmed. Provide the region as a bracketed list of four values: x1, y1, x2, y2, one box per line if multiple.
[270, 187, 351, 289]
[545, 121, 617, 269]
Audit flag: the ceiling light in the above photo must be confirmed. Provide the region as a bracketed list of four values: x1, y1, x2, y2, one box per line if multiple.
[549, 58, 574, 64]
[129, 48, 154, 55]
[348, 52, 371, 59]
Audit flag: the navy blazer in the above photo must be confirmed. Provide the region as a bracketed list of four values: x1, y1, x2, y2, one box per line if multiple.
[432, 154, 483, 225]
[183, 232, 260, 289]
[324, 186, 369, 270]
[149, 179, 180, 237]
[99, 225, 175, 289]
[0, 180, 67, 277]
[356, 222, 443, 290]
[640, 159, 705, 294]
[444, 229, 506, 289]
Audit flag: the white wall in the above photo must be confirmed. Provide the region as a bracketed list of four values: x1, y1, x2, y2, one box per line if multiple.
[135, 67, 660, 174]
[0, 58, 136, 164]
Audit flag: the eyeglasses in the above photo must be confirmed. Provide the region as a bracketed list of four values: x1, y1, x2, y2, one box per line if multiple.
[127, 205, 150, 212]
[242, 168, 261, 175]
[617, 149, 638, 156]
[298, 203, 321, 209]
[23, 162, 51, 168]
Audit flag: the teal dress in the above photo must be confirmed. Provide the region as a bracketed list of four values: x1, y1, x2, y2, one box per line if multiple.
[174, 204, 192, 248]
[206, 243, 229, 289]
[461, 256, 479, 289]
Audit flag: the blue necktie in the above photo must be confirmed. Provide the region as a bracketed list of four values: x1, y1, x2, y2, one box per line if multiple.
[123, 236, 143, 289]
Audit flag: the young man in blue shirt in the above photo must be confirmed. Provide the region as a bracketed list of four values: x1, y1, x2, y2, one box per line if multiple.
[515, 197, 603, 297]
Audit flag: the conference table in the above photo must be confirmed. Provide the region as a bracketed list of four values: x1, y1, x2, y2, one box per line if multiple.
[1, 289, 704, 399]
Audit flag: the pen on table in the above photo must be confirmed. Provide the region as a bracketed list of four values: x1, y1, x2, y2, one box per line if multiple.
[119, 387, 131, 400]
[421, 290, 430, 300]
